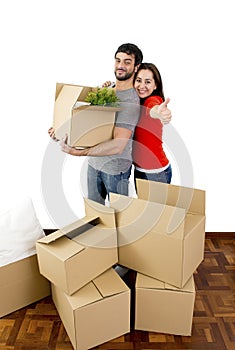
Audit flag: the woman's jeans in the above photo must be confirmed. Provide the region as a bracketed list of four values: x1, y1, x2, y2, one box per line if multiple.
[88, 164, 132, 205]
[134, 165, 172, 190]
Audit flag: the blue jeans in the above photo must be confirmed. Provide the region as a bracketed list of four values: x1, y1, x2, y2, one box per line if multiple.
[87, 165, 132, 205]
[134, 165, 172, 189]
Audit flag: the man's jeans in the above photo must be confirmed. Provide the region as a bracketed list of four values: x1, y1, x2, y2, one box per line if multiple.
[87, 164, 132, 205]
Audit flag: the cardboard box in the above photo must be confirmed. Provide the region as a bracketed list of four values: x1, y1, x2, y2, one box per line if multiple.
[36, 198, 118, 295]
[53, 82, 120, 148]
[109, 180, 205, 288]
[136, 179, 206, 216]
[52, 268, 130, 350]
[135, 273, 195, 336]
[0, 254, 51, 318]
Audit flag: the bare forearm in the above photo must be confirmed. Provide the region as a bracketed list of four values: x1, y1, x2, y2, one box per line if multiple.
[61, 127, 132, 157]
[67, 138, 128, 157]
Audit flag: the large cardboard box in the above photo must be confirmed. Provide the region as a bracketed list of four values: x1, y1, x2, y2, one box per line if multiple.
[109, 180, 205, 288]
[135, 273, 195, 336]
[0, 254, 51, 318]
[53, 82, 120, 148]
[52, 268, 130, 350]
[136, 179, 206, 216]
[36, 198, 118, 295]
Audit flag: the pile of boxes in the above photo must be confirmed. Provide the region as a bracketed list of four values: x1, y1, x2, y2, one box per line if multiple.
[110, 179, 206, 336]
[0, 178, 206, 348]
[35, 179, 205, 348]
[36, 198, 130, 350]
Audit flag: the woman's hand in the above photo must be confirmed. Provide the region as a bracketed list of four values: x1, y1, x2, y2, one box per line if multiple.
[60, 135, 86, 156]
[101, 81, 113, 88]
[48, 127, 59, 141]
[150, 97, 172, 124]
[60, 134, 72, 154]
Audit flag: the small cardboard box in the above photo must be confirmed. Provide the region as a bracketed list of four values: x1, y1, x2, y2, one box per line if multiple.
[52, 268, 130, 350]
[0, 254, 51, 318]
[109, 180, 205, 288]
[135, 273, 195, 336]
[36, 198, 118, 295]
[53, 82, 120, 148]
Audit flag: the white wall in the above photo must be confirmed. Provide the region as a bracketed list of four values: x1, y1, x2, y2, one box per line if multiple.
[1, 0, 234, 231]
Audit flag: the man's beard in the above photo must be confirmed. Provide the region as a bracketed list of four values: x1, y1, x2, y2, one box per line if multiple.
[115, 69, 135, 81]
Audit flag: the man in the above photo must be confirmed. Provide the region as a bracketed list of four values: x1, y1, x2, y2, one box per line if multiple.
[59, 43, 143, 204]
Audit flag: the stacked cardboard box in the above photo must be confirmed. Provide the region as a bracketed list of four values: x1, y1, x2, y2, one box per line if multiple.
[0, 196, 51, 318]
[52, 268, 130, 350]
[109, 179, 206, 335]
[36, 198, 131, 350]
[135, 273, 195, 336]
[0, 254, 51, 318]
[53, 82, 120, 148]
[36, 198, 118, 295]
[110, 179, 206, 288]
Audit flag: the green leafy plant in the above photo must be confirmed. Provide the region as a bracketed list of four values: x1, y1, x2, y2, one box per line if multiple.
[85, 87, 120, 106]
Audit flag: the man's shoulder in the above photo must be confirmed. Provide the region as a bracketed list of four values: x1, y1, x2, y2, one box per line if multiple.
[116, 88, 139, 103]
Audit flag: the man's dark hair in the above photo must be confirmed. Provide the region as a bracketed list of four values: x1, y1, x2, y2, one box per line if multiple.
[115, 43, 143, 66]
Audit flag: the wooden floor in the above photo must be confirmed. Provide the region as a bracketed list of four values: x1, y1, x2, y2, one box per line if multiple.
[1, 234, 235, 350]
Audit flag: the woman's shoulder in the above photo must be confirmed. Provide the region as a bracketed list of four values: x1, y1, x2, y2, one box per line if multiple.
[144, 95, 163, 108]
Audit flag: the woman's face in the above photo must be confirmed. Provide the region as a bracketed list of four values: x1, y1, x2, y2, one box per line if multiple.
[134, 69, 156, 98]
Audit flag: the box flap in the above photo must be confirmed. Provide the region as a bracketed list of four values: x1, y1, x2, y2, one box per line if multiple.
[53, 84, 84, 135]
[73, 226, 117, 249]
[110, 193, 185, 239]
[164, 275, 195, 293]
[37, 235, 86, 262]
[136, 273, 165, 289]
[184, 213, 205, 236]
[54, 82, 93, 103]
[93, 268, 129, 297]
[64, 281, 103, 310]
[55, 84, 84, 108]
[84, 198, 116, 228]
[136, 179, 205, 215]
[136, 273, 195, 293]
[37, 216, 99, 244]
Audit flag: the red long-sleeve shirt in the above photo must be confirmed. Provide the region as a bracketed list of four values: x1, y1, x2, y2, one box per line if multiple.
[132, 96, 169, 170]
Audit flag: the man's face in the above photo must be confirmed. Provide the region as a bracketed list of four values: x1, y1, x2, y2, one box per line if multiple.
[114, 52, 136, 81]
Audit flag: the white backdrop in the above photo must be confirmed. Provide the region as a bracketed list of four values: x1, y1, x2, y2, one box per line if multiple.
[0, 0, 234, 231]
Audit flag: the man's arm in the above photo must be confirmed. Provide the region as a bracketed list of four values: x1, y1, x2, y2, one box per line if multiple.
[60, 126, 132, 157]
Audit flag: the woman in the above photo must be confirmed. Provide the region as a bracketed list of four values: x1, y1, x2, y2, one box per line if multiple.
[132, 63, 172, 187]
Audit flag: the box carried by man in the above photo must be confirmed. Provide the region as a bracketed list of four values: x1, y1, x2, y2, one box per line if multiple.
[53, 82, 120, 148]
